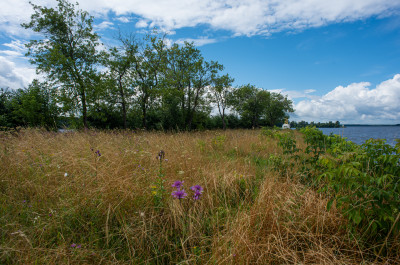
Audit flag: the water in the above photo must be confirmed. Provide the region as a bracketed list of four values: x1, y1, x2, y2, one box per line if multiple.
[319, 126, 400, 146]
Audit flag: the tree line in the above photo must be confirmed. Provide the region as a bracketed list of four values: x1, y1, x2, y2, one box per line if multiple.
[0, 0, 293, 131]
[290, 120, 341, 128]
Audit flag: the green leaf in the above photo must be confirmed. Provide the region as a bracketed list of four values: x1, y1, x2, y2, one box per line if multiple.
[327, 199, 334, 211]
[353, 211, 362, 225]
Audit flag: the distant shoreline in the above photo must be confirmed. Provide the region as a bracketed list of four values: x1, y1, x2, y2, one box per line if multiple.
[343, 124, 400, 127]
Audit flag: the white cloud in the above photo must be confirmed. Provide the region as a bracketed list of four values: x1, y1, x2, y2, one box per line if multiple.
[135, 19, 148, 28]
[175, 37, 217, 47]
[3, 40, 27, 52]
[2, 0, 400, 38]
[304, 89, 316, 94]
[0, 50, 23, 57]
[115, 16, 131, 23]
[268, 88, 318, 101]
[94, 21, 114, 31]
[0, 56, 36, 89]
[0, 0, 54, 38]
[0, 40, 36, 89]
[93, 0, 400, 36]
[294, 74, 400, 123]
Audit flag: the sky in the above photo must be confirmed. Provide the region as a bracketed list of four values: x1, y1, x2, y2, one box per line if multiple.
[1, 0, 400, 124]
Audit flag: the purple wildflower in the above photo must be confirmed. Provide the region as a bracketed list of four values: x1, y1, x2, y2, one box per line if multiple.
[193, 190, 202, 200]
[172, 189, 187, 199]
[71, 243, 76, 248]
[76, 244, 81, 248]
[190, 185, 203, 193]
[172, 180, 184, 190]
[95, 150, 101, 157]
[191, 185, 204, 200]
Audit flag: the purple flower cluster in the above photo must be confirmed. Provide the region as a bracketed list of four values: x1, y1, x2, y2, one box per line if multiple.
[91, 147, 101, 157]
[172, 189, 188, 199]
[191, 185, 204, 200]
[171, 181, 187, 199]
[172, 180, 184, 189]
[171, 180, 203, 201]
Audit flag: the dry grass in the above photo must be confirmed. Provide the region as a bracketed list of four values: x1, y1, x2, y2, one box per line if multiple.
[0, 128, 393, 264]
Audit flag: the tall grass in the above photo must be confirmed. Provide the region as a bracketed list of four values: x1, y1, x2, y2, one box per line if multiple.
[0, 129, 395, 264]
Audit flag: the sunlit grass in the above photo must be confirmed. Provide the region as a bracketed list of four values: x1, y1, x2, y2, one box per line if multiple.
[0, 128, 393, 264]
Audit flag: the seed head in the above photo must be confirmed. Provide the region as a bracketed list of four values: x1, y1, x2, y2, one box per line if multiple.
[157, 150, 165, 161]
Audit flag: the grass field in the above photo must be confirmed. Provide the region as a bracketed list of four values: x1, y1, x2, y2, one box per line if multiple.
[0, 129, 397, 264]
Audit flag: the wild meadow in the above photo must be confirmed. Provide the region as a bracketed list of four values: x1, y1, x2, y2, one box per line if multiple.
[0, 128, 399, 264]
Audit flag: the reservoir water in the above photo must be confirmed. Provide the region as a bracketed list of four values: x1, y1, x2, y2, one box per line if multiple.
[318, 126, 400, 146]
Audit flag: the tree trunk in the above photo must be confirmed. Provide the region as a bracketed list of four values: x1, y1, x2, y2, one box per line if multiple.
[252, 115, 257, 129]
[118, 81, 127, 129]
[81, 90, 88, 129]
[222, 111, 226, 130]
[187, 111, 193, 131]
[122, 100, 127, 129]
[141, 97, 147, 129]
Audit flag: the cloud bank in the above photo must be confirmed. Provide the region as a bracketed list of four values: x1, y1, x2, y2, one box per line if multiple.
[1, 0, 400, 38]
[0, 40, 36, 89]
[294, 74, 400, 124]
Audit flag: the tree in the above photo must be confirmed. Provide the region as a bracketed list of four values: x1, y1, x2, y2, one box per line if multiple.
[102, 34, 138, 129]
[0, 88, 14, 129]
[263, 92, 294, 127]
[165, 42, 222, 130]
[231, 85, 294, 128]
[231, 84, 267, 128]
[133, 32, 167, 129]
[11, 80, 59, 129]
[22, 0, 101, 128]
[209, 74, 235, 130]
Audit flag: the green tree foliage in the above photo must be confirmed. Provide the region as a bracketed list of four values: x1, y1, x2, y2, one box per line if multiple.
[264, 92, 294, 126]
[22, 0, 101, 128]
[290, 120, 342, 128]
[209, 74, 235, 130]
[231, 84, 293, 128]
[0, 80, 59, 130]
[165, 42, 223, 130]
[133, 32, 167, 129]
[102, 34, 139, 129]
[12, 80, 59, 129]
[0, 88, 14, 128]
[18, 0, 295, 131]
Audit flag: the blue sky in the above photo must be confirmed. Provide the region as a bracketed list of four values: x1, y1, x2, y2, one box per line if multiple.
[1, 0, 400, 124]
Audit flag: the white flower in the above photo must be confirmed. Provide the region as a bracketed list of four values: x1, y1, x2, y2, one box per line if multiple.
[64, 173, 68, 177]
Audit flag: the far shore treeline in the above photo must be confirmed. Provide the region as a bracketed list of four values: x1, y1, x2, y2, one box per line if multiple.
[290, 120, 342, 128]
[1, 0, 296, 131]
